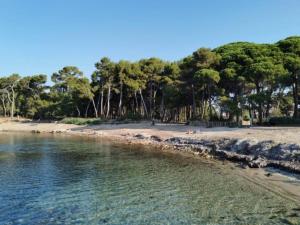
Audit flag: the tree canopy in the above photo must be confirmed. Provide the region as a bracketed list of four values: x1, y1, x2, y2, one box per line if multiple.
[1, 36, 300, 124]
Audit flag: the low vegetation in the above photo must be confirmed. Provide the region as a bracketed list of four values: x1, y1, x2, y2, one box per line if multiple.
[60, 117, 142, 125]
[60, 117, 104, 125]
[269, 117, 300, 126]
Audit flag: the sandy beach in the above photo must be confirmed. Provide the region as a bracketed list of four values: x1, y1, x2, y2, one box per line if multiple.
[1, 119, 300, 145]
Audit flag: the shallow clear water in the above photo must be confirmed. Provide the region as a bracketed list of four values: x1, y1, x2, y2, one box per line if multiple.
[0, 133, 299, 225]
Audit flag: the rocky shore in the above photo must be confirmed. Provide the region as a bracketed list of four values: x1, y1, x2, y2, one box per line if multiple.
[132, 134, 300, 174]
[1, 120, 300, 174]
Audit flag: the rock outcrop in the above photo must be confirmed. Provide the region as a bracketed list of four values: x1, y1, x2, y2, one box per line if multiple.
[163, 137, 300, 173]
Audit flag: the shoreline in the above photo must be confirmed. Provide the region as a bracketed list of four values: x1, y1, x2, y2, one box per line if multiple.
[2, 120, 300, 172]
[1, 120, 300, 202]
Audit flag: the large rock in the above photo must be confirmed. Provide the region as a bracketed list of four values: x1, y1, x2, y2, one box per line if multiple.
[134, 134, 147, 139]
[165, 136, 300, 173]
[150, 135, 163, 142]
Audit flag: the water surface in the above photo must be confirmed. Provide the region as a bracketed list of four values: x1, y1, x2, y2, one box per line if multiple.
[0, 133, 299, 224]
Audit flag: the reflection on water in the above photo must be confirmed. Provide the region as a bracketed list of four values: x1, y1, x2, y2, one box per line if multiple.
[0, 133, 299, 224]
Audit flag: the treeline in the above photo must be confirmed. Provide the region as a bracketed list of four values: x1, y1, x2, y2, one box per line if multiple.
[1, 36, 300, 124]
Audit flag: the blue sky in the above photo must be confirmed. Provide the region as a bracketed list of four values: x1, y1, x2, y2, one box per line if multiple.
[1, 0, 300, 80]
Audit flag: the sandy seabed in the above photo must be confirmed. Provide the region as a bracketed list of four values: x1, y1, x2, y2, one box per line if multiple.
[0, 119, 300, 203]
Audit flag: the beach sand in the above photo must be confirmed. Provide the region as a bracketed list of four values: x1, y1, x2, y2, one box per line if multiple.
[1, 120, 300, 145]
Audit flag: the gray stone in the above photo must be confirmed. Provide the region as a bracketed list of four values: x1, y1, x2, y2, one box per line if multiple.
[150, 135, 163, 142]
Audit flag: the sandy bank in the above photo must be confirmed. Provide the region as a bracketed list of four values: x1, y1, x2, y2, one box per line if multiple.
[2, 120, 300, 144]
[1, 120, 300, 171]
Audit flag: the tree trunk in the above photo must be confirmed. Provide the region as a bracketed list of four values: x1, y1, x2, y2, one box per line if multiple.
[186, 106, 190, 121]
[160, 90, 165, 122]
[153, 89, 157, 118]
[96, 88, 101, 116]
[208, 87, 212, 120]
[106, 85, 111, 118]
[149, 81, 153, 118]
[118, 83, 123, 117]
[266, 101, 271, 118]
[209, 98, 212, 120]
[1, 97, 6, 117]
[139, 89, 148, 118]
[134, 91, 139, 114]
[204, 100, 208, 119]
[200, 89, 205, 120]
[249, 104, 253, 125]
[10, 89, 15, 119]
[100, 90, 104, 117]
[256, 84, 263, 125]
[85, 101, 91, 118]
[293, 75, 299, 118]
[76, 106, 81, 117]
[265, 89, 273, 119]
[91, 98, 98, 118]
[234, 93, 239, 123]
[191, 84, 196, 119]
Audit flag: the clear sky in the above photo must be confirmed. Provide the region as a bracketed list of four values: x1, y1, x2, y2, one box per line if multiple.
[1, 0, 300, 79]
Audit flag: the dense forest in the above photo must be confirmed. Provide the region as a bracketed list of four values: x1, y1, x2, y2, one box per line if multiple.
[1, 36, 300, 125]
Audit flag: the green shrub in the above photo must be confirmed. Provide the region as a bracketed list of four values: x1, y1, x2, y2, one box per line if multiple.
[269, 117, 300, 126]
[243, 115, 250, 121]
[60, 117, 144, 125]
[60, 117, 104, 125]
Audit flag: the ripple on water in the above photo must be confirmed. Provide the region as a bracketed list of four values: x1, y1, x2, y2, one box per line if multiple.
[0, 133, 299, 225]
